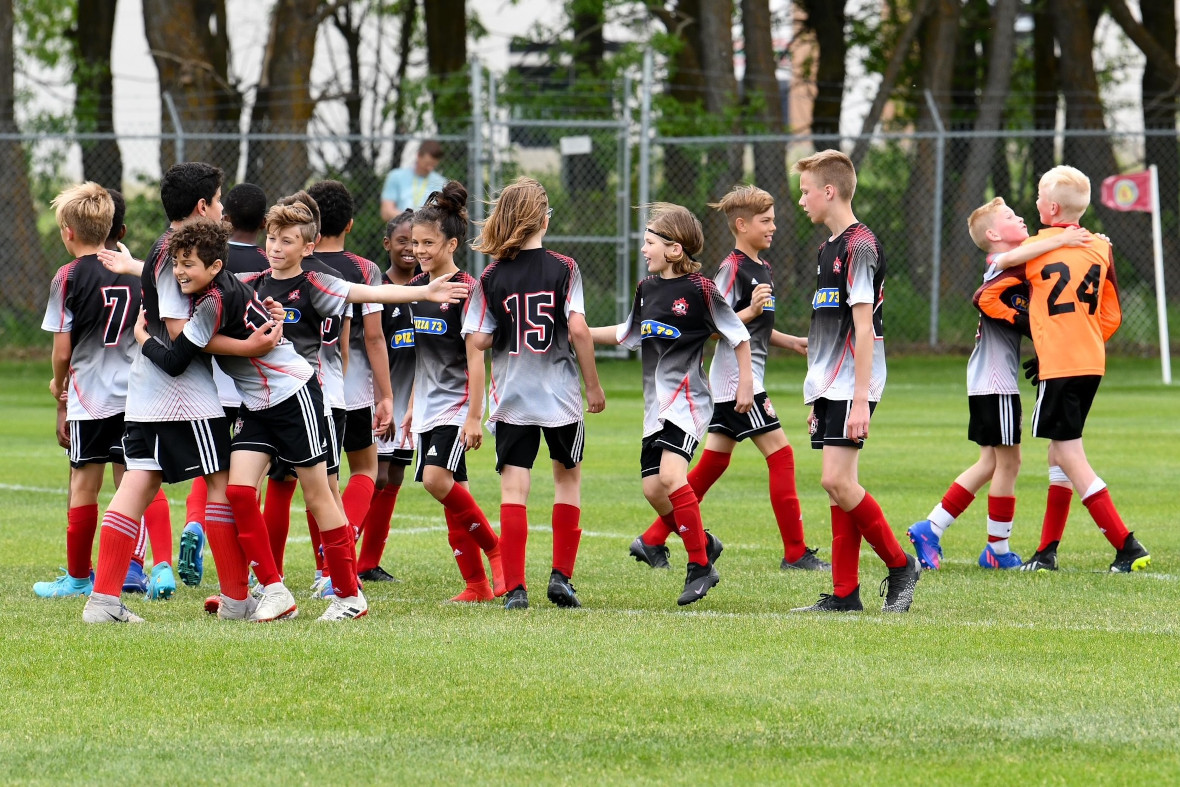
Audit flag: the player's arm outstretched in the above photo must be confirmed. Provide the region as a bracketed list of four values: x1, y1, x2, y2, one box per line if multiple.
[345, 271, 468, 305]
[770, 330, 807, 354]
[991, 225, 1090, 271]
[97, 242, 143, 277]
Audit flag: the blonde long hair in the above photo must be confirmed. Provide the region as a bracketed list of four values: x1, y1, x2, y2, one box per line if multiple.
[472, 176, 548, 260]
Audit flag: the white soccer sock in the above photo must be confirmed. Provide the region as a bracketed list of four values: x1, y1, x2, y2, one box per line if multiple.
[986, 518, 1013, 554]
[927, 504, 954, 536]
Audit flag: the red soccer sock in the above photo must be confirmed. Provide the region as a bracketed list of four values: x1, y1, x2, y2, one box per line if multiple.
[499, 503, 529, 591]
[848, 492, 906, 569]
[669, 484, 708, 565]
[642, 513, 679, 547]
[551, 503, 582, 578]
[445, 510, 488, 583]
[1082, 488, 1131, 549]
[225, 484, 282, 586]
[186, 476, 207, 526]
[131, 518, 147, 567]
[342, 474, 376, 538]
[1039, 485, 1073, 551]
[941, 482, 976, 520]
[987, 495, 1016, 543]
[205, 501, 250, 600]
[686, 448, 732, 505]
[307, 510, 325, 574]
[320, 524, 359, 598]
[66, 503, 99, 579]
[263, 478, 297, 574]
[93, 510, 140, 596]
[358, 484, 399, 573]
[142, 489, 172, 567]
[830, 504, 862, 597]
[440, 484, 498, 552]
[766, 446, 806, 562]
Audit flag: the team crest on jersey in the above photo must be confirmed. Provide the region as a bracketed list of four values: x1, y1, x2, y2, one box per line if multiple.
[288, 289, 300, 301]
[640, 319, 681, 339]
[762, 397, 776, 418]
[439, 303, 450, 312]
[832, 258, 842, 274]
[284, 308, 301, 322]
[672, 298, 688, 316]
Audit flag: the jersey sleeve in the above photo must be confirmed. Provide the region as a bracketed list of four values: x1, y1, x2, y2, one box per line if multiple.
[461, 278, 496, 335]
[566, 263, 586, 317]
[1098, 253, 1122, 342]
[617, 282, 644, 349]
[974, 264, 1027, 326]
[359, 260, 383, 316]
[41, 266, 73, 333]
[704, 278, 750, 347]
[714, 258, 740, 309]
[181, 293, 224, 349]
[845, 236, 879, 306]
[306, 270, 350, 318]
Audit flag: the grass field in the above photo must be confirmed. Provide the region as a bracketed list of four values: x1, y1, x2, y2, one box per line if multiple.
[2, 354, 1179, 785]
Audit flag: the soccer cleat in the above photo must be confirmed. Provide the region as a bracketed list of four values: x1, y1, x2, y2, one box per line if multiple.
[629, 536, 671, 569]
[677, 562, 719, 606]
[503, 585, 529, 610]
[122, 561, 149, 594]
[248, 584, 298, 622]
[177, 522, 205, 586]
[1109, 532, 1151, 573]
[33, 569, 93, 598]
[907, 520, 943, 570]
[705, 530, 724, 565]
[978, 544, 1023, 570]
[781, 547, 832, 572]
[310, 575, 335, 598]
[880, 553, 921, 612]
[1020, 541, 1059, 572]
[215, 594, 260, 620]
[450, 580, 493, 603]
[487, 546, 507, 597]
[148, 563, 177, 600]
[318, 590, 369, 621]
[546, 569, 582, 608]
[250, 581, 266, 600]
[82, 592, 145, 624]
[358, 566, 399, 583]
[791, 587, 864, 612]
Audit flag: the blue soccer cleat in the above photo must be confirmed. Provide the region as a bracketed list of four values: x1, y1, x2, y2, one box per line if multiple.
[148, 562, 177, 600]
[33, 569, 93, 598]
[123, 561, 149, 594]
[177, 522, 205, 587]
[978, 544, 1023, 569]
[907, 520, 943, 570]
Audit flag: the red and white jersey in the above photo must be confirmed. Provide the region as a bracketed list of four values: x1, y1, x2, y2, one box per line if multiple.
[41, 254, 140, 420]
[410, 271, 479, 433]
[709, 249, 775, 401]
[125, 230, 223, 423]
[316, 250, 383, 409]
[214, 242, 271, 407]
[462, 248, 585, 428]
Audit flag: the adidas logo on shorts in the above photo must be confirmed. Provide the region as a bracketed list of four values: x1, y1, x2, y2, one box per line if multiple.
[427, 445, 438, 457]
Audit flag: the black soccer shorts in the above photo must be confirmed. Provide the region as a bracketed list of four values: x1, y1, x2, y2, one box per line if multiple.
[640, 422, 699, 477]
[414, 425, 468, 483]
[68, 414, 126, 468]
[967, 393, 1022, 447]
[707, 392, 781, 441]
[809, 398, 878, 450]
[493, 421, 585, 472]
[1032, 375, 1101, 441]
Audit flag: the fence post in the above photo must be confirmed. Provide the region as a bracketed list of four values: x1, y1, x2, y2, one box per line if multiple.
[924, 89, 944, 348]
[637, 48, 653, 250]
[617, 74, 633, 341]
[162, 91, 184, 164]
[470, 59, 486, 274]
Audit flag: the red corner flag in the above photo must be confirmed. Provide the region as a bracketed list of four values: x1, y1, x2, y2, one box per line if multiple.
[1101, 171, 1153, 212]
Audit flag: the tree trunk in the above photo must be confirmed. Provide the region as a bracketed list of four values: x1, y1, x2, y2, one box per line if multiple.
[424, 0, 469, 134]
[142, 0, 240, 174]
[572, 0, 605, 76]
[0, 0, 46, 320]
[72, 0, 122, 189]
[390, 0, 418, 171]
[799, 0, 845, 141]
[331, 2, 368, 179]
[245, 0, 321, 201]
[698, 0, 742, 268]
[1031, 2, 1057, 184]
[648, 1, 704, 209]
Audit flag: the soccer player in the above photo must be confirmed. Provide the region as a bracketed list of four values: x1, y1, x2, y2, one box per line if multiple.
[465, 177, 606, 610]
[590, 203, 752, 607]
[789, 150, 921, 613]
[908, 198, 1090, 570]
[629, 185, 825, 572]
[357, 211, 419, 582]
[400, 182, 505, 602]
[979, 166, 1150, 573]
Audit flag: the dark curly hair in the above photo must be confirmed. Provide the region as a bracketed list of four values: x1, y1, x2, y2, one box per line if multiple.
[170, 217, 230, 269]
[223, 183, 268, 233]
[160, 162, 223, 222]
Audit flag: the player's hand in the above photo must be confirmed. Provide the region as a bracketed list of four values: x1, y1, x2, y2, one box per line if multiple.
[807, 406, 818, 436]
[399, 410, 413, 444]
[1023, 356, 1040, 387]
[1059, 226, 1092, 247]
[461, 416, 483, 450]
[133, 308, 150, 345]
[846, 400, 871, 443]
[1096, 232, 1112, 246]
[55, 405, 70, 449]
[262, 296, 286, 324]
[734, 380, 754, 414]
[424, 271, 469, 303]
[790, 335, 807, 355]
[374, 397, 393, 435]
[749, 283, 772, 313]
[244, 317, 283, 355]
[585, 383, 606, 414]
[98, 242, 141, 276]
[49, 377, 64, 402]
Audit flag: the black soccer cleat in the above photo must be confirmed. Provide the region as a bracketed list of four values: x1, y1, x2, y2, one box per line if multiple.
[1020, 541, 1059, 572]
[629, 536, 671, 569]
[1109, 532, 1151, 573]
[781, 547, 832, 572]
[503, 585, 529, 610]
[705, 530, 724, 565]
[358, 566, 399, 583]
[880, 553, 921, 612]
[790, 587, 863, 612]
[546, 570, 582, 608]
[676, 562, 719, 606]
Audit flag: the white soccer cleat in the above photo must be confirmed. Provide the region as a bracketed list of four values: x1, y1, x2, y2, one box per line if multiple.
[318, 590, 368, 621]
[82, 592, 145, 624]
[216, 594, 260, 621]
[248, 584, 298, 622]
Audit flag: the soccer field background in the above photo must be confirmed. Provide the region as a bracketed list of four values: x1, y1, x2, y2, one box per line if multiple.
[2, 354, 1178, 784]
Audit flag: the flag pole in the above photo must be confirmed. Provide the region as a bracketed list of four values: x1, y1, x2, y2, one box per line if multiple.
[1149, 164, 1171, 384]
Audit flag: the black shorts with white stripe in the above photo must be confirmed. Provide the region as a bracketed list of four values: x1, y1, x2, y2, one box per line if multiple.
[707, 393, 782, 441]
[415, 425, 468, 483]
[68, 413, 126, 468]
[493, 420, 585, 472]
[1032, 375, 1101, 441]
[232, 382, 329, 468]
[122, 417, 231, 484]
[268, 407, 345, 480]
[967, 393, 1022, 447]
[640, 422, 699, 477]
[342, 405, 375, 453]
[808, 398, 877, 450]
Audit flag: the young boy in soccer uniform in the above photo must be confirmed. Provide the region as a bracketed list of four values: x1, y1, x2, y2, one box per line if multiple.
[789, 150, 921, 614]
[401, 182, 505, 602]
[629, 185, 825, 573]
[591, 203, 753, 607]
[908, 199, 1091, 570]
[465, 177, 606, 610]
[357, 211, 419, 583]
[979, 166, 1150, 573]
[36, 184, 142, 599]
